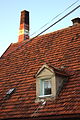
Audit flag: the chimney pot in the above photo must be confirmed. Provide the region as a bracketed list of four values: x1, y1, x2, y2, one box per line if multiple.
[72, 17, 80, 25]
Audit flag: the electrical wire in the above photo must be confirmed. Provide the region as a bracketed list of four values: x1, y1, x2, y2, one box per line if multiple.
[31, 5, 80, 40]
[31, 101, 46, 117]
[30, 0, 79, 37]
[3, 4, 80, 58]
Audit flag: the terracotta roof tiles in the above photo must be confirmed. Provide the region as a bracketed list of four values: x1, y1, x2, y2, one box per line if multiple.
[0, 23, 80, 119]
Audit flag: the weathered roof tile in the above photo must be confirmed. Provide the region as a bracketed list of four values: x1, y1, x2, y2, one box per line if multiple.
[0, 23, 80, 119]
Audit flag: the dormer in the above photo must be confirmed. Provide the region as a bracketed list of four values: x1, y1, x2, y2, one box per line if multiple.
[35, 64, 68, 102]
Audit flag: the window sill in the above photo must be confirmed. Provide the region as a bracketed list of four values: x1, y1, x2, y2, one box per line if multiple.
[35, 94, 55, 103]
[39, 94, 52, 98]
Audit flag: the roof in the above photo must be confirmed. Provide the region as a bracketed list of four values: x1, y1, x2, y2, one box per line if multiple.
[0, 23, 80, 120]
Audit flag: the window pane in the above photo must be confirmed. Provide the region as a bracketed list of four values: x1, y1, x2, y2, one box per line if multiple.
[44, 81, 51, 88]
[44, 80, 51, 95]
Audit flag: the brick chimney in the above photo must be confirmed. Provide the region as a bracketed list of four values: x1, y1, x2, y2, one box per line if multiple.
[72, 17, 80, 25]
[18, 10, 29, 42]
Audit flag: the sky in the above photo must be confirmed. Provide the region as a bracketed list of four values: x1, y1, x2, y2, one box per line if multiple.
[0, 0, 80, 56]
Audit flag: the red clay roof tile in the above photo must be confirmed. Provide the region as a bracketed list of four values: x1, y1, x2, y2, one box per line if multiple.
[0, 23, 80, 119]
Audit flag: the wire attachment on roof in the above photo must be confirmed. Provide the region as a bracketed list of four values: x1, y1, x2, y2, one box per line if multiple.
[40, 99, 46, 106]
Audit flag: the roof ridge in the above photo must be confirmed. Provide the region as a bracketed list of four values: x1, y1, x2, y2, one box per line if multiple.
[0, 39, 31, 58]
[1, 43, 12, 58]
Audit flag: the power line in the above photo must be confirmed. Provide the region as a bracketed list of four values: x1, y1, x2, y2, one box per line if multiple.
[1, 5, 80, 58]
[31, 5, 80, 40]
[30, 0, 79, 37]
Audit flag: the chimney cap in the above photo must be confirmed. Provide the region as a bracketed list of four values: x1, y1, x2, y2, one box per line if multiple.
[20, 10, 29, 25]
[21, 10, 29, 14]
[71, 17, 80, 25]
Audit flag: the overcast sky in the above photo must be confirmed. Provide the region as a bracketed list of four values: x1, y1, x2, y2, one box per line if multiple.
[0, 0, 80, 56]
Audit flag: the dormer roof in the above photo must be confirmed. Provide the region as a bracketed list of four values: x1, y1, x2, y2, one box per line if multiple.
[35, 63, 68, 77]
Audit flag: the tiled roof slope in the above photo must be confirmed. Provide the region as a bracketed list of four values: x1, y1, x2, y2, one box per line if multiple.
[0, 24, 80, 120]
[1, 40, 28, 57]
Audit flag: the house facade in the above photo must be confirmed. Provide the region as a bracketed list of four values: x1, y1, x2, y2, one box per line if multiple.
[0, 10, 80, 120]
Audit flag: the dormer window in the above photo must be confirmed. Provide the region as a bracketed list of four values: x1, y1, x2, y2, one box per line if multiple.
[35, 64, 68, 101]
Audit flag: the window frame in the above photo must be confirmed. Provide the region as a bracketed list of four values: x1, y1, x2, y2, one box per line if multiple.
[39, 78, 52, 97]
